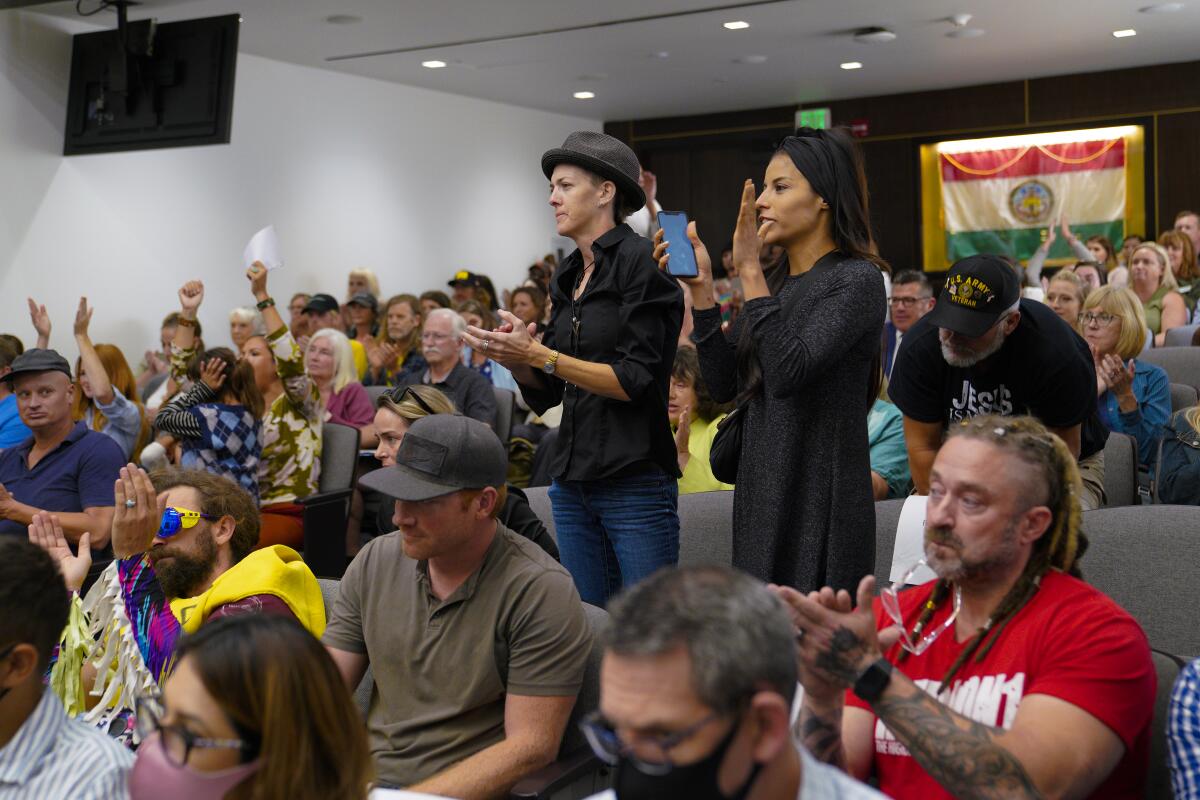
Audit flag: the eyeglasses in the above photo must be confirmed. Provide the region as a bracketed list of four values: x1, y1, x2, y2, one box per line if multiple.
[135, 695, 255, 766]
[889, 296, 931, 308]
[580, 709, 724, 775]
[879, 560, 961, 655]
[1079, 311, 1118, 327]
[158, 507, 218, 539]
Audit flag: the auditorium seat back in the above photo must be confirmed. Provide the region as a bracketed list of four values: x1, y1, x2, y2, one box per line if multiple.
[1142, 347, 1200, 392]
[1102, 432, 1138, 507]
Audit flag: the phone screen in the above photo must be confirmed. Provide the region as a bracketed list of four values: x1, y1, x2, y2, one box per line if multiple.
[658, 211, 699, 278]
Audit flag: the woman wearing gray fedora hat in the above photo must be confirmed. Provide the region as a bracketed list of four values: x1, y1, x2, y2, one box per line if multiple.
[462, 130, 684, 607]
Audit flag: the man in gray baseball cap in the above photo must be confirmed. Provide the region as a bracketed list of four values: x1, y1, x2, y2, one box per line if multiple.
[323, 413, 592, 795]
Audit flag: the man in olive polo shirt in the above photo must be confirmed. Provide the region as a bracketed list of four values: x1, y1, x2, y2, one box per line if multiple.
[324, 414, 591, 797]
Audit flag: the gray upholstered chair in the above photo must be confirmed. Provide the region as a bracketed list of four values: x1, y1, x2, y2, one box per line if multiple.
[493, 386, 515, 443]
[1101, 432, 1138, 508]
[1164, 323, 1200, 348]
[1148, 649, 1184, 800]
[1081, 506, 1200, 659]
[524, 486, 554, 542]
[365, 384, 390, 406]
[1171, 382, 1199, 414]
[874, 498, 908, 586]
[299, 422, 360, 578]
[1142, 347, 1200, 392]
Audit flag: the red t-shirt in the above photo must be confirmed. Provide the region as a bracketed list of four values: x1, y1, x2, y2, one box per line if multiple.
[845, 570, 1155, 799]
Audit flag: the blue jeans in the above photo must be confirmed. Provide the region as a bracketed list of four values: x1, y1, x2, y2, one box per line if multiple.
[549, 471, 680, 607]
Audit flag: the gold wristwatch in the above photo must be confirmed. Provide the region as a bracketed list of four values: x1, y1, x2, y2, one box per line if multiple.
[542, 350, 560, 375]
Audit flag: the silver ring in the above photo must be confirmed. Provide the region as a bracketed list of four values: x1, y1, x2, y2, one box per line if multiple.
[483, 339, 491, 351]
[125, 499, 136, 508]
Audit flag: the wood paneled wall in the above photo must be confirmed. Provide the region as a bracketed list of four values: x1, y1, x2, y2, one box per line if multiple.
[605, 60, 1200, 270]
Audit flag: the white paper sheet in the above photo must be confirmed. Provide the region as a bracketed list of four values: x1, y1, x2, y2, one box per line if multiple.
[889, 495, 937, 585]
[243, 224, 283, 271]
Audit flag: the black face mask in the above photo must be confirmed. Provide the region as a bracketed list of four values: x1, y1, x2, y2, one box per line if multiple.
[614, 716, 763, 800]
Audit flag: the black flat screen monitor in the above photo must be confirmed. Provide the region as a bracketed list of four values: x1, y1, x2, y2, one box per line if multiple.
[63, 13, 239, 155]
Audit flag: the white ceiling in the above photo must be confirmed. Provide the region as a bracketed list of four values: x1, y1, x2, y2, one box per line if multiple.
[26, 0, 1200, 120]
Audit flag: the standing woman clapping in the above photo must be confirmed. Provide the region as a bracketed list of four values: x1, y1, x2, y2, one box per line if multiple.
[463, 131, 683, 607]
[656, 127, 886, 594]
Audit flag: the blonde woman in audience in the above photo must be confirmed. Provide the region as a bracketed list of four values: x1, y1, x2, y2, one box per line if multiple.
[64, 298, 151, 460]
[1044, 269, 1087, 332]
[669, 346, 733, 495]
[1129, 242, 1188, 346]
[1158, 404, 1200, 504]
[240, 266, 323, 548]
[1082, 285, 1170, 470]
[1160, 229, 1198, 313]
[306, 328, 376, 447]
[364, 294, 426, 386]
[129, 615, 374, 800]
[228, 307, 265, 351]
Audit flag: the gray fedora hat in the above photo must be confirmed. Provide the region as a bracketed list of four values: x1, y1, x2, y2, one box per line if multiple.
[542, 131, 646, 211]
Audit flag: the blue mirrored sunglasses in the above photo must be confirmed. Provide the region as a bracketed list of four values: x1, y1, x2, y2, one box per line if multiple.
[158, 507, 218, 539]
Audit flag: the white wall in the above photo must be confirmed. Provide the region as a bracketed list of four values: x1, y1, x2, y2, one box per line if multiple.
[0, 10, 599, 360]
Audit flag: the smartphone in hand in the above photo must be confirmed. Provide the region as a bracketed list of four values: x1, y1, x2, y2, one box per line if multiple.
[658, 211, 699, 278]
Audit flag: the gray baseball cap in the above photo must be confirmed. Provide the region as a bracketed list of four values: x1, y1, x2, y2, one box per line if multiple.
[2, 349, 72, 383]
[359, 414, 507, 501]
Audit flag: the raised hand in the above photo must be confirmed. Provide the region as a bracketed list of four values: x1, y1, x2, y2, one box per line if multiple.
[1059, 213, 1076, 243]
[1040, 219, 1057, 251]
[27, 297, 51, 348]
[73, 297, 94, 339]
[178, 281, 205, 315]
[639, 169, 658, 204]
[111, 464, 167, 559]
[199, 357, 227, 392]
[653, 224, 713, 290]
[29, 512, 91, 593]
[732, 179, 765, 275]
[674, 405, 692, 456]
[246, 261, 269, 299]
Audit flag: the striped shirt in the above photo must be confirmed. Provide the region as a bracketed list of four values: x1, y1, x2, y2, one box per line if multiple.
[0, 689, 132, 799]
[1171, 658, 1200, 799]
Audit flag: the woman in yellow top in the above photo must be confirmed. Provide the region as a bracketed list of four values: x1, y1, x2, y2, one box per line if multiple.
[670, 346, 734, 494]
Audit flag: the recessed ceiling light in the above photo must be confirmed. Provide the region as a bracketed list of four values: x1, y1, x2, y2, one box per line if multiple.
[324, 14, 362, 24]
[735, 54, 769, 64]
[652, 51, 671, 59]
[1112, 28, 1138, 37]
[421, 60, 447, 69]
[946, 27, 986, 38]
[1139, 2, 1184, 12]
[573, 91, 595, 100]
[723, 20, 750, 30]
[852, 27, 896, 43]
[840, 61, 863, 70]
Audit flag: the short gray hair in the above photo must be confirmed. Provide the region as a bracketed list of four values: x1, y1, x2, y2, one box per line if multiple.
[228, 307, 266, 336]
[426, 307, 466, 336]
[605, 566, 797, 714]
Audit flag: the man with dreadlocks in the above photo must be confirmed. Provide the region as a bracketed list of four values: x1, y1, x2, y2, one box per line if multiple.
[775, 415, 1155, 800]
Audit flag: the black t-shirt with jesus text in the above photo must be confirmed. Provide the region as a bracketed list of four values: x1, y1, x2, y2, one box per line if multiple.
[888, 298, 1106, 459]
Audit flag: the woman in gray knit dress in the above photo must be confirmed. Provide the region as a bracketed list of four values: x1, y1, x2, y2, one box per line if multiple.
[655, 128, 887, 593]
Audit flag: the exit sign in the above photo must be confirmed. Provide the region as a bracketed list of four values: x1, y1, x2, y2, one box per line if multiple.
[796, 107, 831, 130]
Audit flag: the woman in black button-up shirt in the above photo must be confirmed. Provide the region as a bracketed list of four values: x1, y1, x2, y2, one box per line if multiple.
[463, 131, 683, 607]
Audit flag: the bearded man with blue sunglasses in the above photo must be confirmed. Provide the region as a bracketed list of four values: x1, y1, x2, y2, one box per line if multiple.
[30, 465, 324, 733]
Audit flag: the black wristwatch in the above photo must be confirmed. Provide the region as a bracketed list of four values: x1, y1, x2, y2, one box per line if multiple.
[852, 657, 894, 703]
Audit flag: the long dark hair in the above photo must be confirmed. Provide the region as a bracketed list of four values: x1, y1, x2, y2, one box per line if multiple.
[736, 127, 887, 406]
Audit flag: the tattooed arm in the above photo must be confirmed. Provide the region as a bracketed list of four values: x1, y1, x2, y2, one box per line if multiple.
[778, 576, 1126, 800]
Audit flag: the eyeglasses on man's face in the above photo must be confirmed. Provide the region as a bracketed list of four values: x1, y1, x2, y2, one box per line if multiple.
[580, 709, 727, 776]
[889, 296, 931, 308]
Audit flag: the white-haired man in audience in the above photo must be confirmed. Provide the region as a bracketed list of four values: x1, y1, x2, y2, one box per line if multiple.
[392, 308, 497, 429]
[324, 414, 591, 798]
[584, 565, 883, 799]
[778, 414, 1154, 800]
[888, 254, 1108, 509]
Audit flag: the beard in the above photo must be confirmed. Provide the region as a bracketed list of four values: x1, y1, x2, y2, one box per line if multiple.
[148, 527, 218, 599]
[939, 325, 1008, 368]
[924, 519, 1023, 584]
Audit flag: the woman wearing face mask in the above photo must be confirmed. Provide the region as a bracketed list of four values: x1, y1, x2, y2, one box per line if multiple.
[655, 127, 887, 595]
[364, 295, 425, 386]
[461, 131, 684, 607]
[129, 614, 374, 800]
